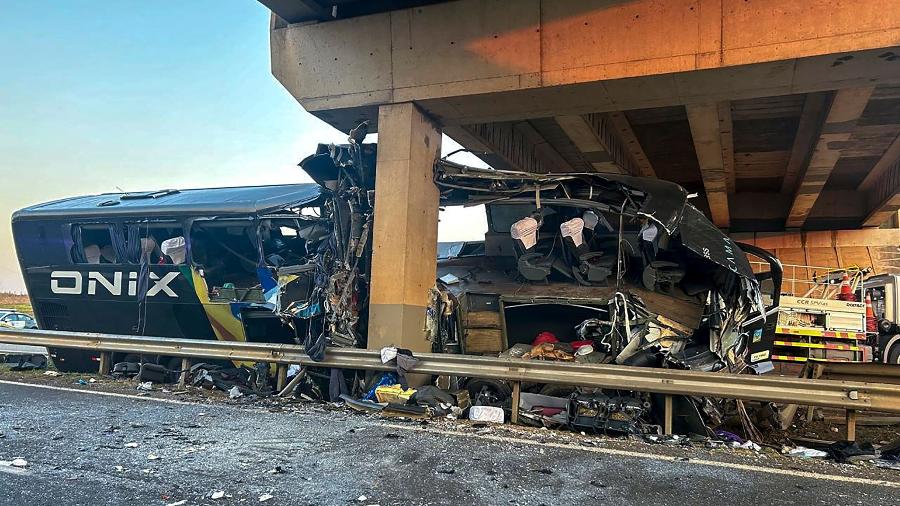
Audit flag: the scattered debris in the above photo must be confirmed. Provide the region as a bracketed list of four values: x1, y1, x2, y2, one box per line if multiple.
[786, 446, 828, 459]
[211, 491, 226, 500]
[43, 370, 61, 377]
[10, 458, 28, 468]
[136, 382, 153, 391]
[10, 354, 46, 371]
[259, 494, 274, 503]
[147, 453, 161, 461]
[124, 442, 139, 448]
[827, 440, 878, 463]
[469, 405, 504, 424]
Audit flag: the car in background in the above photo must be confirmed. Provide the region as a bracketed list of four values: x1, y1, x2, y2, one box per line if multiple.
[0, 309, 38, 329]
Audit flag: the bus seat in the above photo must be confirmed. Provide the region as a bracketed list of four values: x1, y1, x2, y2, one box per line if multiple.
[84, 244, 101, 264]
[510, 216, 552, 282]
[560, 217, 612, 285]
[100, 244, 116, 263]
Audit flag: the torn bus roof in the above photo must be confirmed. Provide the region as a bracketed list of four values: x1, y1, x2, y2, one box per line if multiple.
[434, 161, 755, 282]
[12, 184, 324, 221]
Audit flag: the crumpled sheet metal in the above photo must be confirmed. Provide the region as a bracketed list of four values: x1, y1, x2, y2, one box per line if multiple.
[434, 161, 760, 285]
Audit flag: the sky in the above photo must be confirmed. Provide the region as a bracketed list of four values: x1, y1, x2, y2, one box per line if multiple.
[0, 0, 486, 293]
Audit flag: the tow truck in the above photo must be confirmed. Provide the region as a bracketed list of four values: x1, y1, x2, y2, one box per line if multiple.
[751, 271, 900, 365]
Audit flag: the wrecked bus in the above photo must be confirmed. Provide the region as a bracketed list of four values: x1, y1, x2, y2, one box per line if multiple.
[13, 138, 782, 430]
[11, 168, 365, 372]
[12, 142, 378, 373]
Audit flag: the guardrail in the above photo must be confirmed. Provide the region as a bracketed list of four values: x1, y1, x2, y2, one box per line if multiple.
[812, 362, 900, 385]
[2, 328, 899, 437]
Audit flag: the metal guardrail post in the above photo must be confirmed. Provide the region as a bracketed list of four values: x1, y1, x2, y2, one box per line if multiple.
[178, 358, 191, 388]
[510, 381, 521, 424]
[846, 409, 857, 441]
[276, 364, 287, 392]
[98, 351, 109, 376]
[664, 395, 673, 435]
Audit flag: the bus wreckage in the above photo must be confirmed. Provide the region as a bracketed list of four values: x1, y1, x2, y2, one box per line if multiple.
[13, 135, 782, 435]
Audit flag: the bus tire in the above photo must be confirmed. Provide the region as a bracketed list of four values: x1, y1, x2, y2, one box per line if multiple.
[49, 348, 97, 373]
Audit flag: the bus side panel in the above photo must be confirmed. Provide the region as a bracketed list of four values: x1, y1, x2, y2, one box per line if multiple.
[24, 264, 219, 371]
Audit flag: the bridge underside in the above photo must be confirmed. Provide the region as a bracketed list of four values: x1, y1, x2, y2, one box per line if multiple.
[264, 0, 900, 232]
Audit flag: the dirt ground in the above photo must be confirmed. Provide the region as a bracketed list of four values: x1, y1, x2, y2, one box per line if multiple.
[0, 292, 31, 314]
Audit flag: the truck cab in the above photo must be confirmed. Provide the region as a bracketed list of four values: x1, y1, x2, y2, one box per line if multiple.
[864, 274, 900, 364]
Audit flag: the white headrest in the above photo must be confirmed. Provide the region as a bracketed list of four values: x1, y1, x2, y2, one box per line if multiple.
[582, 211, 599, 231]
[560, 218, 584, 247]
[84, 244, 101, 264]
[510, 217, 539, 249]
[100, 245, 116, 263]
[140, 237, 158, 255]
[161, 236, 187, 265]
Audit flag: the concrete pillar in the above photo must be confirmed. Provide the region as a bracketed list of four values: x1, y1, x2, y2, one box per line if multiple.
[367, 103, 441, 356]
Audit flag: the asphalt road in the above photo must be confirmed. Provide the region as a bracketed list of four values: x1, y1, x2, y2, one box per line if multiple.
[1, 381, 898, 506]
[0, 344, 46, 356]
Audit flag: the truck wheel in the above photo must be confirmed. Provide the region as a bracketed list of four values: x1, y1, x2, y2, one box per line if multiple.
[887, 344, 900, 365]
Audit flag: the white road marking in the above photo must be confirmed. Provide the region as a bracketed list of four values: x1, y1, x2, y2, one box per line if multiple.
[0, 380, 198, 406]
[381, 423, 900, 489]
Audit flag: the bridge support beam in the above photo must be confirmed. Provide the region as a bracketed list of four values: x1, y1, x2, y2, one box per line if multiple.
[366, 103, 441, 360]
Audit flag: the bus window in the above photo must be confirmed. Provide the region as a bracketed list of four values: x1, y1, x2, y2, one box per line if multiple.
[190, 221, 263, 301]
[124, 223, 185, 265]
[260, 218, 317, 267]
[74, 225, 117, 264]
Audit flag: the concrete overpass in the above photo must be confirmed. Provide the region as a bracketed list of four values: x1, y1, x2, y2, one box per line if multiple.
[258, 0, 900, 349]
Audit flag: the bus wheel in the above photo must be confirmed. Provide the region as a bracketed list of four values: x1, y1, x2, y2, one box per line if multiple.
[49, 348, 97, 373]
[164, 356, 184, 384]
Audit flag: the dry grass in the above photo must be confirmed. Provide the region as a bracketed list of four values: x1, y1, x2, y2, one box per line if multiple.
[0, 292, 32, 314]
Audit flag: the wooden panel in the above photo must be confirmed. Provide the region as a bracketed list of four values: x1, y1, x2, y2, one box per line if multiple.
[467, 311, 501, 328]
[625, 106, 686, 126]
[841, 125, 900, 157]
[531, 118, 589, 168]
[781, 92, 831, 193]
[807, 247, 840, 270]
[687, 102, 730, 227]
[627, 116, 701, 186]
[465, 328, 504, 354]
[608, 111, 656, 177]
[787, 87, 876, 228]
[871, 246, 900, 274]
[552, 114, 624, 174]
[734, 151, 790, 178]
[731, 94, 805, 120]
[839, 246, 875, 271]
[515, 120, 575, 172]
[827, 156, 880, 190]
[754, 231, 805, 249]
[733, 117, 800, 152]
[774, 248, 810, 295]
